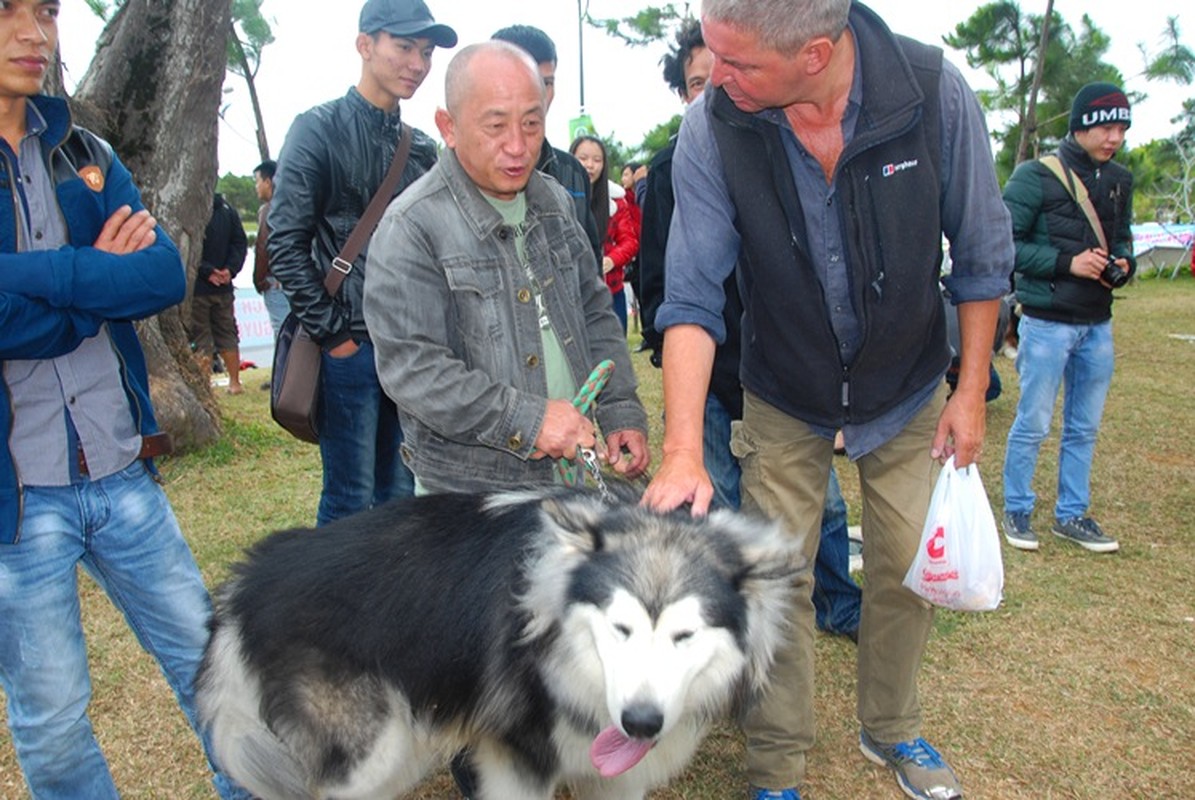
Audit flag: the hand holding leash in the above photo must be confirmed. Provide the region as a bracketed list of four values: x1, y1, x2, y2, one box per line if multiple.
[533, 400, 598, 459]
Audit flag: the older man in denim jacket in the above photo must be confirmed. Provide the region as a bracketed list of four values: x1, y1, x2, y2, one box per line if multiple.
[364, 41, 649, 493]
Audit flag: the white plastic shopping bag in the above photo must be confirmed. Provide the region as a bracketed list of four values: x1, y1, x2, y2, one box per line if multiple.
[902, 455, 1004, 611]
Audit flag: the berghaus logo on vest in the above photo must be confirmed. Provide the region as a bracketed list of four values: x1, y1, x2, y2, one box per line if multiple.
[881, 159, 918, 178]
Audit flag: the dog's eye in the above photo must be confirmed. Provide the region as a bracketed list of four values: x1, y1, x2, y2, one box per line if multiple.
[672, 631, 694, 645]
[613, 623, 632, 639]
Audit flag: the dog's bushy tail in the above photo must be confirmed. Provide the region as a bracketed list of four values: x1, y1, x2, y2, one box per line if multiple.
[223, 727, 312, 800]
[199, 622, 314, 800]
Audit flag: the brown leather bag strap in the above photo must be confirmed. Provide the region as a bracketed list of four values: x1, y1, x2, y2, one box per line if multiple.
[322, 124, 413, 295]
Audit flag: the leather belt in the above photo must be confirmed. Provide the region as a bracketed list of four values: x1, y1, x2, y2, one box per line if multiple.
[139, 432, 174, 460]
[76, 432, 174, 477]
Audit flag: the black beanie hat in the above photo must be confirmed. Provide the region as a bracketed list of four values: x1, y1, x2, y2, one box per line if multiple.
[1069, 82, 1131, 133]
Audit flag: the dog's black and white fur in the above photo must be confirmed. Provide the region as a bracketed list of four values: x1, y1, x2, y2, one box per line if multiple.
[196, 487, 801, 799]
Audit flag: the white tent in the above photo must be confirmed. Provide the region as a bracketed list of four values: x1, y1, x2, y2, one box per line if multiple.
[1132, 223, 1194, 278]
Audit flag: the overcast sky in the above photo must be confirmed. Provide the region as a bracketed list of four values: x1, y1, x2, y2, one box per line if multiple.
[56, 1, 1190, 175]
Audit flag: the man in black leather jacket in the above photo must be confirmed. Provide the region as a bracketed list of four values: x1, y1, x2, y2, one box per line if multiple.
[267, 0, 456, 525]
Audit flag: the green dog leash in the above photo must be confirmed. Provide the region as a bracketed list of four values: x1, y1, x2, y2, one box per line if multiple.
[555, 360, 614, 487]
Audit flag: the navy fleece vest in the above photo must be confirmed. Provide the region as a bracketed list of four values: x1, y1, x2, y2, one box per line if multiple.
[708, 6, 948, 427]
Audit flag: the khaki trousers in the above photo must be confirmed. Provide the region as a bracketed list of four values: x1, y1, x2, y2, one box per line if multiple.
[731, 386, 945, 788]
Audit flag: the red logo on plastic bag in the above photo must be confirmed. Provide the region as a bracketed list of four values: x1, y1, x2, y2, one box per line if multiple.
[927, 526, 946, 562]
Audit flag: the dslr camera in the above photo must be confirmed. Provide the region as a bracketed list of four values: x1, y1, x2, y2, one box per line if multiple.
[1100, 255, 1129, 288]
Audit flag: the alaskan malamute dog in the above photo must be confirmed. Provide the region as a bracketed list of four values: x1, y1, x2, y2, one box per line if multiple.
[196, 487, 802, 799]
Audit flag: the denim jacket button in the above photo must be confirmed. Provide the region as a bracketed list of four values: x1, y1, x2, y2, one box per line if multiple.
[525, 354, 540, 368]
[517, 288, 532, 303]
[508, 433, 523, 449]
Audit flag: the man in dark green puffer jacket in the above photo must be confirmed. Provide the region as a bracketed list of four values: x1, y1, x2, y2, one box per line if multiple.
[1000, 81, 1135, 555]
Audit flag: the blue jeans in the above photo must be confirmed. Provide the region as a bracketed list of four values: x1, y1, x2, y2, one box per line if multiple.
[703, 393, 742, 511]
[1002, 316, 1114, 521]
[261, 280, 290, 338]
[707, 394, 860, 635]
[812, 467, 862, 637]
[0, 461, 249, 799]
[610, 287, 627, 333]
[317, 340, 414, 525]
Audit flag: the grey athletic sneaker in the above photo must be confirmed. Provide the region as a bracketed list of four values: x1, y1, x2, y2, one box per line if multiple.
[1052, 516, 1119, 553]
[1001, 511, 1039, 551]
[860, 730, 962, 800]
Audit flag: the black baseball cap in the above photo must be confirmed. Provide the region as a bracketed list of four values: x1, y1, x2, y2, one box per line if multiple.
[359, 0, 457, 48]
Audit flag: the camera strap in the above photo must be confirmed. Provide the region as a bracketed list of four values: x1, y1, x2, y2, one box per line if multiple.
[1038, 155, 1109, 252]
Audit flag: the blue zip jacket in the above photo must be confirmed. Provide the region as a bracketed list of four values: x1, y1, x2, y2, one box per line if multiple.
[0, 94, 185, 545]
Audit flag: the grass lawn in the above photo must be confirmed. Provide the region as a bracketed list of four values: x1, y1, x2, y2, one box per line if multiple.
[2, 275, 1193, 799]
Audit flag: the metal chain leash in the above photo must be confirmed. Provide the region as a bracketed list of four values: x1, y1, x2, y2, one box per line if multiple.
[580, 446, 614, 502]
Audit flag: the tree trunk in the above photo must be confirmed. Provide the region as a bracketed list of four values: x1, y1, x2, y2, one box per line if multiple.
[1016, 0, 1055, 165]
[70, 0, 234, 452]
[228, 23, 271, 162]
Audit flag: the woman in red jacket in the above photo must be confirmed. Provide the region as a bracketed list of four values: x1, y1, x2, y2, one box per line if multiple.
[570, 135, 640, 332]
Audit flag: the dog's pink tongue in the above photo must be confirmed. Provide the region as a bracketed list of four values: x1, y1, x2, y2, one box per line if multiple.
[590, 726, 655, 777]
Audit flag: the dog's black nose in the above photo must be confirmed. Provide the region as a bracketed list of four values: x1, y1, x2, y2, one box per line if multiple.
[621, 703, 664, 739]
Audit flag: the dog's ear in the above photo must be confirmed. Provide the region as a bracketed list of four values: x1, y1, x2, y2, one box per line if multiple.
[539, 492, 609, 554]
[707, 509, 806, 587]
[737, 535, 806, 588]
[708, 511, 806, 694]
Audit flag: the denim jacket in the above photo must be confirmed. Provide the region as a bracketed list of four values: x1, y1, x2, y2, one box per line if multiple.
[363, 149, 647, 492]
